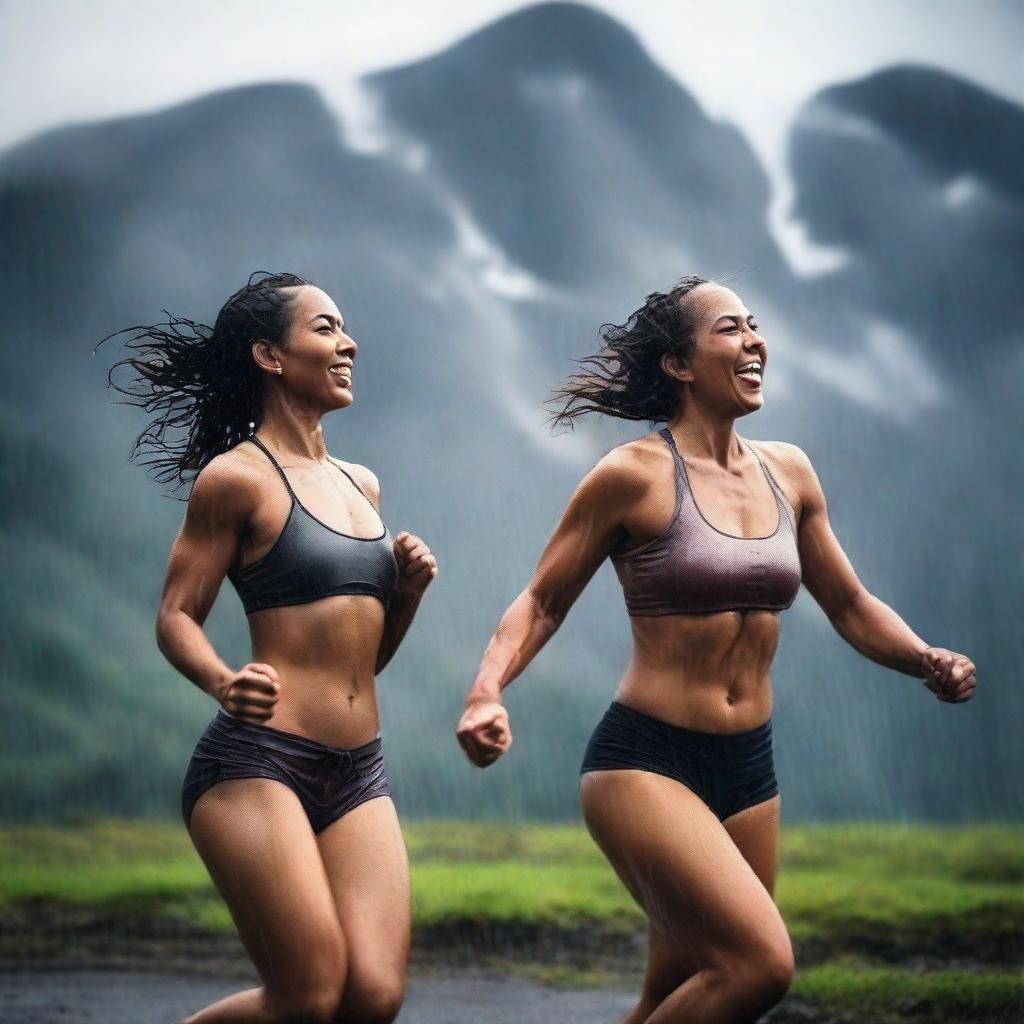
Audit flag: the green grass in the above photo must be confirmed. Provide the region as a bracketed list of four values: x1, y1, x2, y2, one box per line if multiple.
[3, 819, 1021, 935]
[778, 822, 1024, 883]
[3, 820, 1023, 1019]
[412, 859, 638, 925]
[791, 962, 1024, 1017]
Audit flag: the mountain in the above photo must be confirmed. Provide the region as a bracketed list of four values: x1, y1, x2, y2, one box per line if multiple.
[0, 3, 1018, 823]
[789, 64, 1024, 375]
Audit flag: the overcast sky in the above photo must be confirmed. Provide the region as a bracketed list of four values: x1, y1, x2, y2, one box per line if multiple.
[3, 0, 1021, 270]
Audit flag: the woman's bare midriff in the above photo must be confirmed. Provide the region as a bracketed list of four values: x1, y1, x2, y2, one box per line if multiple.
[614, 608, 780, 733]
[243, 593, 387, 749]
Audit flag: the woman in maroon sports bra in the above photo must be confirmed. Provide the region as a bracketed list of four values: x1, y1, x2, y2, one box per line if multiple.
[456, 275, 978, 1024]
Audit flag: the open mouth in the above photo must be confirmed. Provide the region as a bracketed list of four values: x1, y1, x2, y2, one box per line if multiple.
[736, 362, 762, 389]
[328, 367, 352, 388]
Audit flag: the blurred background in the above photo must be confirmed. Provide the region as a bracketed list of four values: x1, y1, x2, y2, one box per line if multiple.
[2, 0, 1021, 825]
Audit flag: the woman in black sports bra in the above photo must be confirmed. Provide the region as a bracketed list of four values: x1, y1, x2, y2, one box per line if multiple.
[456, 276, 978, 1024]
[98, 272, 436, 1024]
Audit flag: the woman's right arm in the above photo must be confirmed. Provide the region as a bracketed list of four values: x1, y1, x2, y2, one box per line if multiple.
[456, 447, 647, 767]
[154, 459, 280, 721]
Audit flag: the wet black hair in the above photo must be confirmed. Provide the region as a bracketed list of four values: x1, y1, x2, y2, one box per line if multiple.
[94, 271, 313, 496]
[546, 275, 710, 428]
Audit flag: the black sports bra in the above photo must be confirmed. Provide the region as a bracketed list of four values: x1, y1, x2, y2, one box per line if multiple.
[227, 435, 399, 615]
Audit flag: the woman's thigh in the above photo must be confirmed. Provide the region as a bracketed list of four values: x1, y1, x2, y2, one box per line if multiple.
[187, 777, 345, 1003]
[580, 770, 790, 972]
[316, 796, 411, 1015]
[639, 792, 782, 999]
[723, 792, 781, 897]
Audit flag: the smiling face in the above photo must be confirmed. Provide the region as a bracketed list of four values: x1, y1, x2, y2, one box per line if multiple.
[254, 285, 358, 411]
[664, 282, 767, 416]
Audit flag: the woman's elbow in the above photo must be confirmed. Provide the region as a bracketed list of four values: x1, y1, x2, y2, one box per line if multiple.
[828, 588, 873, 632]
[525, 586, 570, 633]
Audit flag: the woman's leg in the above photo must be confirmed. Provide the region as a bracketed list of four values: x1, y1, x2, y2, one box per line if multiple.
[179, 778, 348, 1024]
[315, 796, 411, 1024]
[722, 794, 781, 898]
[617, 921, 700, 1024]
[617, 793, 782, 1024]
[581, 770, 793, 1024]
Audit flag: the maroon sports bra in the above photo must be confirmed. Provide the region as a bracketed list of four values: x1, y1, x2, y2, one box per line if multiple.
[610, 428, 802, 616]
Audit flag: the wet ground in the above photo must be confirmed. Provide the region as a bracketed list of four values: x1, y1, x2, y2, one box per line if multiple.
[2, 904, 1017, 1024]
[0, 968, 841, 1024]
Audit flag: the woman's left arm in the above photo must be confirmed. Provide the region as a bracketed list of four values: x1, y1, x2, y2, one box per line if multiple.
[337, 461, 437, 675]
[377, 531, 436, 674]
[776, 443, 977, 704]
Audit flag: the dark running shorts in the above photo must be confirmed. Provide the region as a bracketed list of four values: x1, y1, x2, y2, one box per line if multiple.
[182, 708, 393, 834]
[580, 700, 778, 822]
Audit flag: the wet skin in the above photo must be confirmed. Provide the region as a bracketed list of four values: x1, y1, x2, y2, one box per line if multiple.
[456, 282, 976, 757]
[157, 285, 437, 748]
[456, 281, 977, 1024]
[155, 284, 437, 1024]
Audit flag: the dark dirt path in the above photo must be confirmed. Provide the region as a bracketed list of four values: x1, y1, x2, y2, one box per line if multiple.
[0, 968, 844, 1024]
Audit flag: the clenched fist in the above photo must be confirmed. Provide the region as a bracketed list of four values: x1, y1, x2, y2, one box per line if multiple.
[456, 700, 512, 767]
[920, 647, 977, 704]
[394, 532, 438, 600]
[215, 662, 280, 725]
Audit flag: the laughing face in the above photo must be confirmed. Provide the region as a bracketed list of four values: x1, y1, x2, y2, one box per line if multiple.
[663, 282, 768, 416]
[257, 285, 358, 411]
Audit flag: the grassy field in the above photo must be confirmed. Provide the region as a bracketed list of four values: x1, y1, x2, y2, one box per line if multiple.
[1, 820, 1022, 1021]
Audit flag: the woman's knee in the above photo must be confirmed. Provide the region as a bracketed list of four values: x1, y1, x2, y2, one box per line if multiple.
[641, 957, 699, 1006]
[337, 971, 405, 1024]
[267, 982, 345, 1024]
[750, 941, 795, 1006]
[765, 935, 796, 991]
[719, 933, 795, 1014]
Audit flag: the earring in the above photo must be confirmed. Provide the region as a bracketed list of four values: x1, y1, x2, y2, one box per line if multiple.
[276, 367, 283, 374]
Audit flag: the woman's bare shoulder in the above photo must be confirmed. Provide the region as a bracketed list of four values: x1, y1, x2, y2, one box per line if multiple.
[183, 444, 264, 531]
[750, 440, 815, 480]
[327, 456, 381, 508]
[582, 431, 669, 502]
[746, 439, 816, 513]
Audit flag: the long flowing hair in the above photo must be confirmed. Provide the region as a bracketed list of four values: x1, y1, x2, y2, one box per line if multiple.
[94, 271, 312, 496]
[546, 275, 709, 428]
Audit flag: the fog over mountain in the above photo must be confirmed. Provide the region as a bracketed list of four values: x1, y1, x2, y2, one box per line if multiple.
[1, 3, 1018, 822]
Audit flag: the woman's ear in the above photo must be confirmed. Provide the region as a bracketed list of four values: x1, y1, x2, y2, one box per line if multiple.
[660, 351, 693, 384]
[251, 339, 278, 375]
